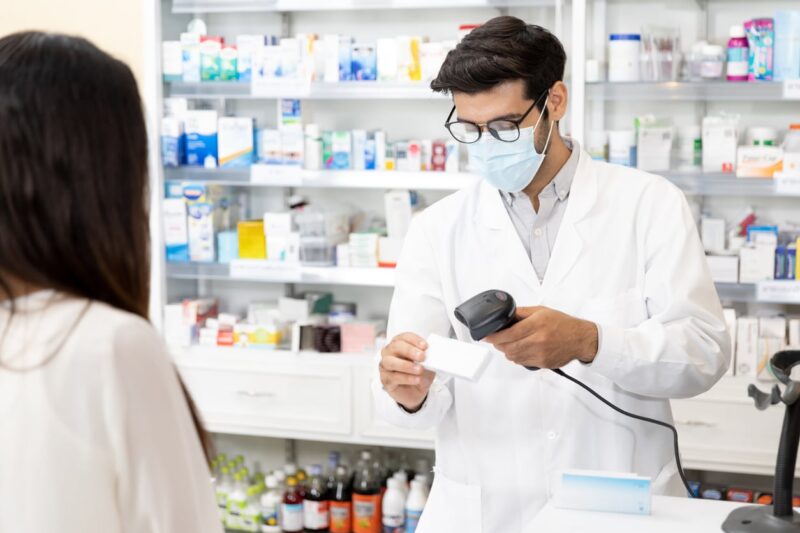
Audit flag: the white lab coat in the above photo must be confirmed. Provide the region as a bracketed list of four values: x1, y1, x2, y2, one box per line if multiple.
[372, 149, 730, 533]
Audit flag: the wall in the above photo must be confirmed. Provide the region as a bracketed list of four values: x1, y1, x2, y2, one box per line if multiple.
[0, 0, 146, 82]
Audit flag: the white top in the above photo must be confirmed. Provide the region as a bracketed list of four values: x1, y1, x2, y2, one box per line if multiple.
[0, 291, 223, 533]
[524, 495, 746, 533]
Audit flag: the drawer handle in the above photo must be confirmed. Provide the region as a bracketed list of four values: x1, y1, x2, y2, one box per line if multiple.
[675, 419, 717, 428]
[236, 390, 275, 399]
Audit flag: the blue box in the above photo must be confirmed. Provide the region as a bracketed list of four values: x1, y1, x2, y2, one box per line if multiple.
[217, 231, 239, 264]
[351, 43, 377, 81]
[554, 470, 652, 515]
[184, 110, 218, 168]
[339, 36, 353, 81]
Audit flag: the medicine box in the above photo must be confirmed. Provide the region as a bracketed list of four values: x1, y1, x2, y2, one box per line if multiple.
[736, 317, 759, 377]
[281, 130, 304, 166]
[377, 38, 398, 81]
[352, 130, 367, 170]
[384, 190, 412, 240]
[739, 245, 775, 283]
[737, 146, 783, 178]
[279, 99, 302, 131]
[218, 117, 254, 168]
[200, 36, 223, 81]
[701, 218, 726, 254]
[423, 334, 492, 381]
[757, 337, 785, 381]
[217, 230, 239, 264]
[636, 126, 673, 172]
[723, 308, 737, 376]
[702, 116, 738, 174]
[331, 131, 352, 169]
[162, 41, 183, 82]
[555, 470, 651, 516]
[351, 43, 377, 81]
[238, 220, 267, 259]
[338, 35, 353, 81]
[236, 35, 264, 82]
[163, 195, 189, 262]
[184, 110, 218, 168]
[257, 129, 282, 165]
[322, 34, 340, 82]
[180, 32, 201, 83]
[220, 44, 238, 81]
[161, 116, 185, 168]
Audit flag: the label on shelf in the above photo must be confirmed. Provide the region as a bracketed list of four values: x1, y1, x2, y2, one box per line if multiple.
[229, 259, 302, 282]
[775, 175, 800, 196]
[783, 80, 800, 100]
[756, 281, 800, 304]
[251, 164, 304, 186]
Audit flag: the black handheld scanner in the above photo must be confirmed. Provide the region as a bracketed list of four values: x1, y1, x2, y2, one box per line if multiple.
[453, 290, 539, 371]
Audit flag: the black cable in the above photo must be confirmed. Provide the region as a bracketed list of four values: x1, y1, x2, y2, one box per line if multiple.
[550, 368, 694, 498]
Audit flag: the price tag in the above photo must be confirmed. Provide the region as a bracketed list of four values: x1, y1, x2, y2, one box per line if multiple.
[230, 259, 302, 282]
[757, 281, 800, 304]
[783, 80, 800, 100]
[775, 174, 800, 195]
[251, 164, 303, 186]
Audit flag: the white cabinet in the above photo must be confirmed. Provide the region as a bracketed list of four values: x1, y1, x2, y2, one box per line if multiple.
[671, 377, 790, 476]
[175, 347, 435, 449]
[351, 362, 435, 448]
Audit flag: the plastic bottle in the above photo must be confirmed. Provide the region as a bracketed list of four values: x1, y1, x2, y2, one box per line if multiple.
[304, 464, 330, 532]
[392, 472, 409, 501]
[352, 450, 382, 533]
[241, 485, 264, 533]
[281, 476, 304, 533]
[413, 475, 429, 497]
[227, 471, 248, 530]
[296, 466, 309, 497]
[783, 124, 800, 177]
[260, 474, 283, 533]
[216, 464, 234, 521]
[404, 480, 427, 533]
[727, 25, 749, 81]
[329, 465, 353, 533]
[382, 477, 406, 533]
[325, 451, 341, 496]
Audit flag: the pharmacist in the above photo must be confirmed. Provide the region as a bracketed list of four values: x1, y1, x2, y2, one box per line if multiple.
[373, 16, 730, 533]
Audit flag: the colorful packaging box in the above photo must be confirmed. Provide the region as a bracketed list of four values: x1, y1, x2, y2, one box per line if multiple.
[161, 116, 185, 168]
[257, 129, 282, 165]
[184, 110, 218, 168]
[164, 183, 189, 262]
[162, 41, 183, 82]
[238, 220, 267, 259]
[745, 18, 774, 81]
[200, 36, 223, 81]
[235, 35, 264, 82]
[331, 131, 352, 169]
[339, 36, 354, 81]
[181, 32, 201, 83]
[220, 44, 238, 81]
[351, 43, 377, 81]
[218, 117, 254, 168]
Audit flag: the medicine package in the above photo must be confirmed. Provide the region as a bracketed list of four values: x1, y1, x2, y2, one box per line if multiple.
[422, 334, 492, 382]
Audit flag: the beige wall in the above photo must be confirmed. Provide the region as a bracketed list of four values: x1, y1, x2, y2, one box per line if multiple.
[0, 0, 146, 82]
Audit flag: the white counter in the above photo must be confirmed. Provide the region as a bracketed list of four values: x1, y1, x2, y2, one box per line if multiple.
[525, 495, 749, 533]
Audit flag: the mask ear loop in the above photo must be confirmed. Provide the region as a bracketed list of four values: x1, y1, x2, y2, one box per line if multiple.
[534, 94, 555, 156]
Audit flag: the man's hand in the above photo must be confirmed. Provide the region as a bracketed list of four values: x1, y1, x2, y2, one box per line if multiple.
[484, 306, 598, 369]
[379, 332, 436, 413]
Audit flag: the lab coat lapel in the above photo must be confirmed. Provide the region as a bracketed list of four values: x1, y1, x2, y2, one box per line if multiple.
[475, 180, 541, 295]
[541, 150, 598, 292]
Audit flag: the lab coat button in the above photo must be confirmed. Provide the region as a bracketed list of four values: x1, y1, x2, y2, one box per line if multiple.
[547, 431, 558, 440]
[534, 228, 543, 237]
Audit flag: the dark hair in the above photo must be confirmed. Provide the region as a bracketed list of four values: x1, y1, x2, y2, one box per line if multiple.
[0, 32, 212, 460]
[431, 16, 567, 115]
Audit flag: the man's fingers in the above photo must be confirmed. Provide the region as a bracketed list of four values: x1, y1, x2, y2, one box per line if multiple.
[387, 338, 427, 362]
[393, 332, 428, 350]
[485, 312, 540, 345]
[381, 354, 424, 375]
[381, 369, 423, 388]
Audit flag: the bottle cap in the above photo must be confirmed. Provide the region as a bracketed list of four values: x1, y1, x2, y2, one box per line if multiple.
[266, 475, 278, 489]
[790, 124, 800, 130]
[387, 478, 400, 490]
[274, 470, 286, 482]
[729, 25, 746, 38]
[287, 476, 298, 487]
[285, 463, 297, 475]
[393, 471, 408, 482]
[361, 450, 372, 460]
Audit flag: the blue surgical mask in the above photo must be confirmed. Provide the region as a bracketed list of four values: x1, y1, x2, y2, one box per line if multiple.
[466, 101, 555, 193]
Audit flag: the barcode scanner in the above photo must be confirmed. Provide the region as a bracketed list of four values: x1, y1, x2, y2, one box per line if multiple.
[453, 290, 539, 371]
[453, 289, 693, 497]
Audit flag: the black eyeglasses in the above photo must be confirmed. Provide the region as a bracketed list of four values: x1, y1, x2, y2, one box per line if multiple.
[444, 91, 546, 144]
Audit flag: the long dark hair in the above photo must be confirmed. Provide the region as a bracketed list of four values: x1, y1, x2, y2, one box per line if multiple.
[0, 32, 212, 461]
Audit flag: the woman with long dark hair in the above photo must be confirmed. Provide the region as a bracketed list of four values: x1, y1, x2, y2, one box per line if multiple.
[0, 32, 222, 532]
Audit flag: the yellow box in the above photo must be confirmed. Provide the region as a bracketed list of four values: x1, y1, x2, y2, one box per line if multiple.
[797, 238, 800, 280]
[237, 220, 266, 259]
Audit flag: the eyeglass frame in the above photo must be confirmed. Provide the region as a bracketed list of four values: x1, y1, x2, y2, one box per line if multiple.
[443, 89, 549, 144]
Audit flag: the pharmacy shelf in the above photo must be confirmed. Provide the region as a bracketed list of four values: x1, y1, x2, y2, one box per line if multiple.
[167, 81, 445, 100]
[167, 262, 397, 287]
[715, 282, 756, 303]
[586, 81, 795, 102]
[171, 0, 555, 14]
[662, 173, 800, 198]
[164, 166, 480, 191]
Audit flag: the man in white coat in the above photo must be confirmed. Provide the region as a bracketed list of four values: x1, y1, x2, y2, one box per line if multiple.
[372, 16, 731, 533]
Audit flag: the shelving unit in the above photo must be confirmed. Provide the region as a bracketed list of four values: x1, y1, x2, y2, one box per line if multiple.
[167, 262, 397, 286]
[170, 0, 559, 14]
[586, 81, 797, 102]
[165, 166, 481, 191]
[168, 80, 447, 100]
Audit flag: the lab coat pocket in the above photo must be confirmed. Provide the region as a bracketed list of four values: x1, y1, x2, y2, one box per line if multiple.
[416, 467, 482, 533]
[579, 288, 648, 328]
